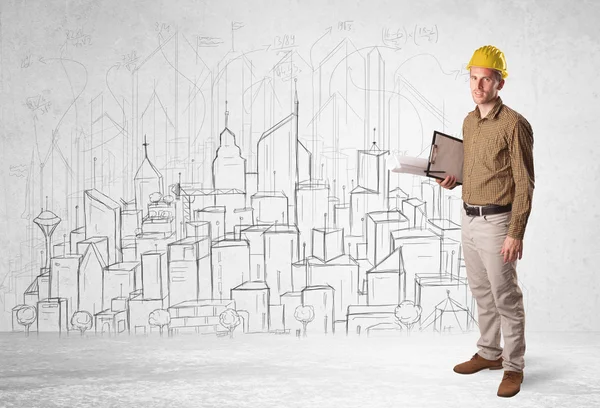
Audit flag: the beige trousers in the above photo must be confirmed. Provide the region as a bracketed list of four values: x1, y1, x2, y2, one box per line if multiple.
[461, 205, 526, 372]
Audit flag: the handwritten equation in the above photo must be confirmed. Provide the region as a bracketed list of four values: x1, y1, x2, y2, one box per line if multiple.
[274, 61, 301, 81]
[382, 24, 439, 49]
[21, 54, 47, 69]
[65, 28, 92, 47]
[155, 22, 171, 37]
[338, 21, 354, 31]
[25, 93, 52, 116]
[116, 51, 139, 72]
[273, 34, 296, 50]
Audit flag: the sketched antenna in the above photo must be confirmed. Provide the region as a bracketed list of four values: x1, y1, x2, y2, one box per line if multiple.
[33, 206, 61, 269]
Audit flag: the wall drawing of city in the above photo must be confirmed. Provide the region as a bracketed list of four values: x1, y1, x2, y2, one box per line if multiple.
[0, 11, 482, 339]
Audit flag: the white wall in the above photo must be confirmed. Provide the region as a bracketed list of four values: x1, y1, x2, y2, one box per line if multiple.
[1, 0, 599, 331]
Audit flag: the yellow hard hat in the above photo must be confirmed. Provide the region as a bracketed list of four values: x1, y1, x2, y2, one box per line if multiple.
[466, 45, 508, 79]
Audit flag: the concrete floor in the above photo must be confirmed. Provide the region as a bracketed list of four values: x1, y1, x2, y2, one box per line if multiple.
[0, 330, 598, 407]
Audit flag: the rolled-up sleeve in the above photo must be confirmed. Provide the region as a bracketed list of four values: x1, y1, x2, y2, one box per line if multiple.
[508, 118, 535, 239]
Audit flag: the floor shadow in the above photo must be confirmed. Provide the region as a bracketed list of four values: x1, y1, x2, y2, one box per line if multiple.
[521, 356, 570, 386]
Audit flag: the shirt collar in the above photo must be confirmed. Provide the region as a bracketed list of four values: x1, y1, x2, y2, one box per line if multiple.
[474, 96, 503, 120]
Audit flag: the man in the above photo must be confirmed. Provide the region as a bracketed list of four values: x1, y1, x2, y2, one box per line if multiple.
[436, 45, 534, 398]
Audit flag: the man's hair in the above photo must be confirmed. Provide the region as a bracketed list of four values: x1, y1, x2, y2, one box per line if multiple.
[492, 70, 503, 83]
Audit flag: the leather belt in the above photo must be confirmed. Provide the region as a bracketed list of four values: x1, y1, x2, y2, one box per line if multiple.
[463, 202, 512, 217]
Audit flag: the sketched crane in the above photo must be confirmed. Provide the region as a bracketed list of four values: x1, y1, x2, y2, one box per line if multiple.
[171, 179, 244, 226]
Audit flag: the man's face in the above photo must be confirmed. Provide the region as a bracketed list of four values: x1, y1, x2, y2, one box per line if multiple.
[469, 66, 504, 105]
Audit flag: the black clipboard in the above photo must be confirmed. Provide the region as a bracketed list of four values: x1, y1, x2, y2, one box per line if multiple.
[425, 130, 464, 185]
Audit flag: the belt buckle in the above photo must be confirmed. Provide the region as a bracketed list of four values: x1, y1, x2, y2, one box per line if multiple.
[465, 205, 480, 216]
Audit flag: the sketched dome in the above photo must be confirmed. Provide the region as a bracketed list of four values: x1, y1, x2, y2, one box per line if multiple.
[33, 210, 60, 227]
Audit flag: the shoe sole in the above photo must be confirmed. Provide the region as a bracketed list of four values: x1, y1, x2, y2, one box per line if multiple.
[497, 389, 520, 398]
[453, 365, 504, 374]
[497, 376, 524, 397]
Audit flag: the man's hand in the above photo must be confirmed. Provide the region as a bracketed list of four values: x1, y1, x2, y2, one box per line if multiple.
[501, 236, 523, 263]
[436, 175, 457, 190]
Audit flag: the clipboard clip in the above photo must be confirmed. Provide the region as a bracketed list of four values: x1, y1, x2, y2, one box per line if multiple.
[429, 144, 438, 165]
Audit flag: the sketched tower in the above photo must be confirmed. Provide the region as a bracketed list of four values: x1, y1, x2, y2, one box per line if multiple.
[33, 209, 61, 269]
[212, 104, 246, 192]
[257, 85, 300, 223]
[134, 136, 164, 217]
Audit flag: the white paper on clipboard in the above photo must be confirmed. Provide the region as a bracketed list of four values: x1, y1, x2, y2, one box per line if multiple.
[426, 131, 464, 185]
[386, 154, 429, 176]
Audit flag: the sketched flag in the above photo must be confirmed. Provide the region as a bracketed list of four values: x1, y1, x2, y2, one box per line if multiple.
[9, 164, 28, 178]
[231, 22, 244, 30]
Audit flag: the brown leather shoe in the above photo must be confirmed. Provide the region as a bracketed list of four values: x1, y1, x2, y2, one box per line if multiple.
[453, 353, 503, 374]
[497, 370, 524, 397]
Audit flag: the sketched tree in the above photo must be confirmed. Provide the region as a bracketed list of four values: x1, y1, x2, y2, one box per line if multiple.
[294, 305, 315, 337]
[16, 305, 37, 337]
[71, 311, 93, 336]
[149, 192, 163, 204]
[163, 195, 174, 205]
[394, 300, 422, 335]
[219, 309, 241, 338]
[148, 309, 171, 337]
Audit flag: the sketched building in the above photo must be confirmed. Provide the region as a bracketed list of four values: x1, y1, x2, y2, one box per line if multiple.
[212, 239, 251, 301]
[134, 137, 164, 218]
[210, 108, 248, 235]
[296, 180, 329, 256]
[212, 107, 246, 192]
[256, 87, 311, 224]
[420, 290, 476, 333]
[306, 254, 359, 324]
[251, 192, 289, 224]
[281, 291, 303, 334]
[312, 226, 344, 263]
[95, 297, 128, 336]
[168, 299, 235, 335]
[49, 254, 82, 324]
[37, 298, 68, 333]
[366, 210, 410, 266]
[366, 246, 405, 306]
[291, 257, 308, 292]
[301, 285, 335, 335]
[141, 251, 168, 301]
[391, 228, 443, 301]
[142, 198, 176, 237]
[134, 231, 177, 259]
[167, 236, 212, 306]
[346, 304, 397, 336]
[237, 223, 272, 281]
[350, 143, 389, 237]
[263, 223, 299, 303]
[84, 189, 122, 264]
[196, 206, 226, 240]
[186, 220, 211, 239]
[78, 239, 108, 316]
[128, 289, 164, 335]
[102, 262, 140, 310]
[70, 226, 86, 255]
[231, 281, 270, 333]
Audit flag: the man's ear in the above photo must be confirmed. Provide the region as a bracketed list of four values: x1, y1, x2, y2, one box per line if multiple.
[497, 79, 505, 91]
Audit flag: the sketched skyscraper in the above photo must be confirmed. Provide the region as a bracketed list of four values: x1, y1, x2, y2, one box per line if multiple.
[134, 136, 164, 217]
[257, 84, 301, 224]
[212, 105, 246, 192]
